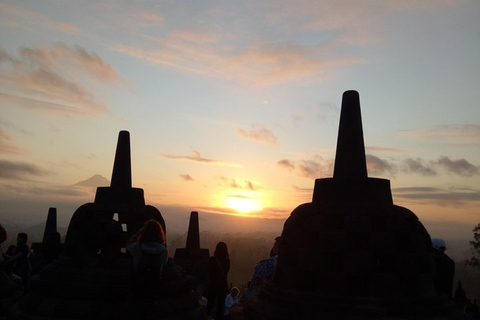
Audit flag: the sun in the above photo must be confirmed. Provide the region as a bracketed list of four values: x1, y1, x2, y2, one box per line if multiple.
[226, 196, 261, 213]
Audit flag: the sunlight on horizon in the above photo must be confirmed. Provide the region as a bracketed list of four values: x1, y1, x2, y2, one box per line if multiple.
[226, 195, 262, 214]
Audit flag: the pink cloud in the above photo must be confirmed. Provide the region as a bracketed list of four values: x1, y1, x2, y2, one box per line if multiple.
[238, 125, 277, 144]
[0, 128, 24, 154]
[161, 151, 242, 167]
[113, 31, 363, 87]
[0, 3, 81, 34]
[0, 44, 126, 117]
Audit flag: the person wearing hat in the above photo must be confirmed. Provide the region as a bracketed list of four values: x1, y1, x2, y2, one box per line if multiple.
[432, 238, 455, 298]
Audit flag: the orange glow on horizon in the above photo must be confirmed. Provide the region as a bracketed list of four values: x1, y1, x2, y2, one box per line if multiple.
[226, 195, 262, 213]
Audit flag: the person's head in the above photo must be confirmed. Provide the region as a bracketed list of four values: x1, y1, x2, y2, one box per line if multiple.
[136, 220, 166, 245]
[214, 241, 229, 259]
[432, 238, 446, 252]
[230, 286, 239, 298]
[17, 233, 28, 245]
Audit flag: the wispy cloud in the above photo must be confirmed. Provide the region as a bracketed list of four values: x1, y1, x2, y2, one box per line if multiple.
[0, 128, 24, 154]
[366, 146, 404, 153]
[161, 150, 242, 167]
[217, 176, 259, 190]
[402, 158, 437, 176]
[277, 159, 295, 171]
[0, 160, 50, 180]
[0, 2, 81, 34]
[0, 44, 126, 117]
[113, 30, 363, 87]
[436, 156, 479, 177]
[393, 186, 480, 207]
[5, 184, 87, 197]
[398, 125, 480, 147]
[276, 155, 333, 179]
[366, 155, 478, 178]
[180, 174, 194, 181]
[280, 153, 478, 179]
[238, 125, 277, 144]
[366, 154, 397, 176]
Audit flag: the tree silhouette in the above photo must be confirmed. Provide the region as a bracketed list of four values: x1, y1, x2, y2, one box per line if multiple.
[465, 223, 480, 269]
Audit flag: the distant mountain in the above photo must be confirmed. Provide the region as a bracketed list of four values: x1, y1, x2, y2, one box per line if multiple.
[159, 207, 286, 236]
[72, 174, 109, 187]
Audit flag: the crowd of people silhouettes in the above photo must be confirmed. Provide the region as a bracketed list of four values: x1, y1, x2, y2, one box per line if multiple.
[1, 219, 477, 320]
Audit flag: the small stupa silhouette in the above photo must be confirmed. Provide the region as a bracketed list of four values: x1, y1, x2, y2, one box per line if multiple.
[241, 91, 455, 319]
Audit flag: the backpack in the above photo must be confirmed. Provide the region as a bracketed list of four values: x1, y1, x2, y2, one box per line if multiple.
[137, 250, 164, 280]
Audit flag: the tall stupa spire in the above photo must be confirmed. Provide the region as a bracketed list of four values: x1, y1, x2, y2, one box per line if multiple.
[333, 90, 368, 179]
[110, 130, 132, 189]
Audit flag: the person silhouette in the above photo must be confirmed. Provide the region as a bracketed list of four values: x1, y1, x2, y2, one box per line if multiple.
[250, 236, 281, 295]
[10, 233, 31, 291]
[431, 238, 455, 298]
[207, 241, 230, 320]
[126, 220, 168, 296]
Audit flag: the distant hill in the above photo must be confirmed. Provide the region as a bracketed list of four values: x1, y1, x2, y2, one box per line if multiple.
[72, 174, 109, 187]
[158, 206, 285, 236]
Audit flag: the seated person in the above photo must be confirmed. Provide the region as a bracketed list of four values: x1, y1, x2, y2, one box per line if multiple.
[224, 287, 239, 319]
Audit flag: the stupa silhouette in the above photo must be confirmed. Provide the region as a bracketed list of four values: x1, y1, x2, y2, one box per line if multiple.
[13, 131, 203, 319]
[65, 130, 165, 256]
[240, 91, 455, 319]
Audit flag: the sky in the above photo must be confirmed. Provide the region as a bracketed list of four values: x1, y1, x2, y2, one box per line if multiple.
[0, 0, 479, 240]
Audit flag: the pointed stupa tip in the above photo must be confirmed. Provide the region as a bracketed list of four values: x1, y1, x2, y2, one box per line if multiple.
[333, 90, 368, 179]
[110, 130, 132, 189]
[185, 211, 200, 252]
[42, 207, 57, 244]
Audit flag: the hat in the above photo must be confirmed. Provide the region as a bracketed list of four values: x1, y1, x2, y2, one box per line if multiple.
[432, 238, 446, 251]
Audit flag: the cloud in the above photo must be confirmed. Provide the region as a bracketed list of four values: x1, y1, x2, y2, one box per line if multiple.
[366, 146, 404, 153]
[402, 158, 437, 176]
[401, 157, 479, 177]
[383, 0, 459, 10]
[291, 184, 314, 202]
[0, 128, 24, 154]
[19, 44, 124, 83]
[0, 160, 50, 180]
[436, 156, 479, 177]
[161, 150, 242, 167]
[277, 159, 295, 171]
[238, 125, 277, 144]
[218, 176, 240, 189]
[297, 160, 324, 179]
[180, 174, 194, 181]
[398, 125, 480, 147]
[277, 155, 332, 179]
[280, 153, 478, 180]
[366, 154, 397, 176]
[0, 44, 126, 117]
[0, 3, 81, 34]
[170, 29, 222, 44]
[5, 184, 87, 197]
[366, 155, 479, 177]
[393, 186, 480, 207]
[113, 30, 363, 87]
[217, 176, 259, 190]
